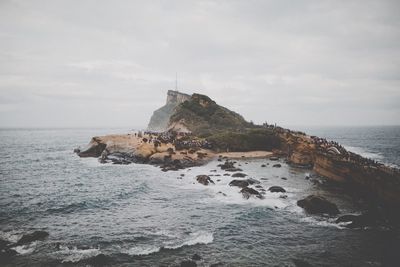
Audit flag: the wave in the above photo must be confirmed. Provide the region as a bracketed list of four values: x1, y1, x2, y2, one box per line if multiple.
[344, 145, 384, 160]
[58, 245, 101, 263]
[125, 231, 214, 256]
[11, 242, 38, 255]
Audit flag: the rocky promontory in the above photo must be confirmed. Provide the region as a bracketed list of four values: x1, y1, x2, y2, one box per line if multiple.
[77, 90, 400, 210]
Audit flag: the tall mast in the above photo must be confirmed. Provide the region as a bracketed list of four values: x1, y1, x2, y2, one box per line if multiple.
[175, 72, 178, 91]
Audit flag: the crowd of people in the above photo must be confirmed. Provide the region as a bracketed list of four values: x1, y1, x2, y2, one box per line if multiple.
[132, 130, 212, 150]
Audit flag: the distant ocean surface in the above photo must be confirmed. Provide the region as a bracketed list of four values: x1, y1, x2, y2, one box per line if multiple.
[0, 126, 399, 266]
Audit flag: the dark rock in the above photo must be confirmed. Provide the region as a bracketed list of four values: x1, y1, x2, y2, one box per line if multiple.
[240, 187, 264, 199]
[16, 230, 49, 245]
[272, 164, 282, 168]
[210, 169, 217, 172]
[73, 148, 80, 154]
[217, 191, 227, 196]
[281, 177, 287, 180]
[260, 178, 268, 180]
[229, 180, 249, 188]
[223, 174, 230, 176]
[191, 254, 202, 261]
[180, 174, 185, 177]
[297, 195, 340, 215]
[180, 260, 197, 267]
[196, 175, 214, 186]
[218, 161, 235, 170]
[78, 138, 107, 158]
[268, 186, 286, 193]
[217, 179, 221, 182]
[231, 172, 247, 178]
[247, 178, 260, 184]
[255, 185, 263, 189]
[270, 156, 279, 161]
[261, 164, 266, 167]
[279, 195, 288, 199]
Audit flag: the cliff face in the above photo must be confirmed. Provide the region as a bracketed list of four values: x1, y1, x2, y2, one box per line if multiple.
[147, 90, 191, 131]
[168, 93, 250, 136]
[313, 153, 400, 205]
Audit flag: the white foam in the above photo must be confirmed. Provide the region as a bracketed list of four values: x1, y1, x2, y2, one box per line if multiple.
[299, 216, 346, 229]
[0, 230, 22, 243]
[164, 231, 213, 249]
[125, 245, 160, 256]
[11, 242, 38, 255]
[344, 145, 384, 160]
[58, 246, 101, 263]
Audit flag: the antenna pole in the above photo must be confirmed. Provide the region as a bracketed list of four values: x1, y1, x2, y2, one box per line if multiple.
[175, 72, 178, 91]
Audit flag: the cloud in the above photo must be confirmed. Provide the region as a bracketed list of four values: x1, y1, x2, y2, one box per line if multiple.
[0, 0, 399, 127]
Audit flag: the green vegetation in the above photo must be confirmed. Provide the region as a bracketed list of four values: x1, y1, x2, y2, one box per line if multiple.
[207, 128, 281, 152]
[169, 93, 252, 136]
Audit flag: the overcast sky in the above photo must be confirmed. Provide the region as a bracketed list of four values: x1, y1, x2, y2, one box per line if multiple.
[0, 0, 399, 128]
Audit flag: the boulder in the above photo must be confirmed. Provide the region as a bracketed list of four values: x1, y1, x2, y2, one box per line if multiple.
[196, 175, 214, 186]
[272, 164, 282, 168]
[218, 161, 235, 170]
[261, 164, 267, 167]
[231, 172, 247, 178]
[297, 195, 340, 215]
[16, 230, 49, 245]
[268, 186, 286, 193]
[247, 178, 260, 184]
[240, 187, 264, 199]
[229, 180, 249, 188]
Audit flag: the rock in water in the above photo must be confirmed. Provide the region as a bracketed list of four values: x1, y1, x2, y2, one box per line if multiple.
[231, 172, 247, 178]
[246, 178, 260, 184]
[240, 187, 264, 199]
[268, 186, 286, 193]
[336, 212, 379, 228]
[297, 195, 339, 215]
[229, 180, 249, 188]
[78, 137, 107, 158]
[16, 230, 49, 245]
[272, 164, 282, 168]
[196, 175, 214, 186]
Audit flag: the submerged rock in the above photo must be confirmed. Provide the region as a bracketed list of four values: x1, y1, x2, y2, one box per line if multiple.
[268, 186, 286, 193]
[16, 230, 49, 245]
[336, 212, 380, 228]
[229, 180, 249, 188]
[272, 164, 282, 168]
[247, 178, 260, 184]
[196, 175, 214, 186]
[231, 172, 247, 178]
[297, 195, 340, 215]
[224, 168, 243, 172]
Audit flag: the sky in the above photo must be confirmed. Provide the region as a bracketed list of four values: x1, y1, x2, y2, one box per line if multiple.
[0, 0, 399, 128]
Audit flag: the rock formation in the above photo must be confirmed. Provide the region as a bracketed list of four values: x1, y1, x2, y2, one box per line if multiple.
[147, 90, 191, 131]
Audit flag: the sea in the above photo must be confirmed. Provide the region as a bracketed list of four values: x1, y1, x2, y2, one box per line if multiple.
[0, 126, 399, 267]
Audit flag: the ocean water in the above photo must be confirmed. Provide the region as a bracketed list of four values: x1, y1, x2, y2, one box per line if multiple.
[0, 127, 399, 267]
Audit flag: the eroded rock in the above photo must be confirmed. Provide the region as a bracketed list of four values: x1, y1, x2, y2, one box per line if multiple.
[297, 195, 339, 215]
